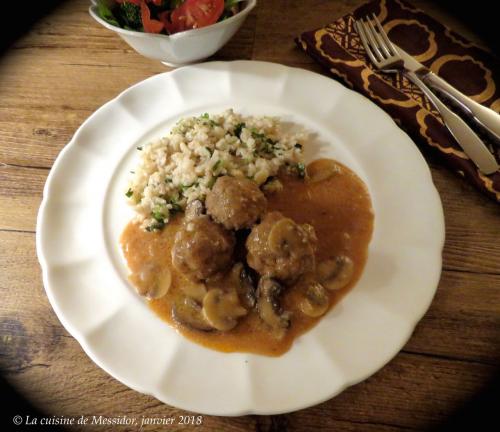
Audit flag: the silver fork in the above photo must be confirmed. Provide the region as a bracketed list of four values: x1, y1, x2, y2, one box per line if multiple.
[354, 15, 499, 175]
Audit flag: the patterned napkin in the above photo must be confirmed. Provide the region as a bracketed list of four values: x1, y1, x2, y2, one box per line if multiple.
[295, 0, 500, 203]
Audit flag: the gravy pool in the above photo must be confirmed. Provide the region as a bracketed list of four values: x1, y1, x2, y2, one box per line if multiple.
[120, 159, 374, 356]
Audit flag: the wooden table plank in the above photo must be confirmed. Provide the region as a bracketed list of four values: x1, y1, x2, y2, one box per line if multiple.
[0, 166, 47, 232]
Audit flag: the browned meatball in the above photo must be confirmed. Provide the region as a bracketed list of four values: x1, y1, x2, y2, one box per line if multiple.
[205, 176, 267, 230]
[172, 215, 235, 281]
[246, 212, 317, 284]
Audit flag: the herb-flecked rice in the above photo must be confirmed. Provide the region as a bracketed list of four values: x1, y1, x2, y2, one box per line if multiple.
[126, 109, 307, 231]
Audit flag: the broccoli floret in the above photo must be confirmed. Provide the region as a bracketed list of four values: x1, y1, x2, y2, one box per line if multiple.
[119, 2, 142, 29]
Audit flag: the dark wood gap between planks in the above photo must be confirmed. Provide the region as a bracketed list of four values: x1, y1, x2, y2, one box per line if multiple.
[60, 62, 132, 68]
[255, 415, 419, 432]
[442, 267, 500, 277]
[0, 228, 36, 235]
[400, 349, 498, 368]
[1, 162, 51, 171]
[321, 417, 419, 432]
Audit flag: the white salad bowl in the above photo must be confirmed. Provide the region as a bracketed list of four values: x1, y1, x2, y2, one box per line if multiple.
[89, 0, 257, 66]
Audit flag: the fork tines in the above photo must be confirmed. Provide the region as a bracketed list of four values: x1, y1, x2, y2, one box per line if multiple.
[354, 14, 399, 67]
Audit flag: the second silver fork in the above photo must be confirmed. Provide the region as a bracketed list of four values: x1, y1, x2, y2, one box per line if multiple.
[354, 14, 498, 175]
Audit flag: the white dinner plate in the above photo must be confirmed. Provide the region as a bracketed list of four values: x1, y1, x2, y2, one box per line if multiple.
[36, 61, 444, 415]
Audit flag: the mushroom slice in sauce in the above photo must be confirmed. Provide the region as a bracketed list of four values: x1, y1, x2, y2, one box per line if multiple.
[202, 289, 247, 332]
[299, 282, 330, 317]
[307, 159, 342, 183]
[179, 281, 207, 303]
[172, 297, 214, 332]
[317, 256, 354, 291]
[267, 218, 304, 254]
[256, 277, 291, 339]
[129, 264, 171, 299]
[229, 262, 256, 309]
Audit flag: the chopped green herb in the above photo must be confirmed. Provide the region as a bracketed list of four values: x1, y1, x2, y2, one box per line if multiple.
[125, 188, 133, 198]
[205, 146, 214, 156]
[234, 122, 245, 138]
[251, 128, 266, 140]
[170, 203, 182, 213]
[152, 211, 165, 222]
[199, 113, 219, 127]
[296, 162, 306, 178]
[207, 176, 217, 189]
[212, 160, 222, 172]
[146, 221, 165, 232]
[151, 204, 168, 223]
[165, 177, 172, 183]
[180, 182, 197, 192]
[261, 138, 278, 154]
[165, 195, 183, 214]
[136, 146, 143, 151]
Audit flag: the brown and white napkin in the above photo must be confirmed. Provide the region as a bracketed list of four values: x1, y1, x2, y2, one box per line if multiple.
[296, 0, 500, 203]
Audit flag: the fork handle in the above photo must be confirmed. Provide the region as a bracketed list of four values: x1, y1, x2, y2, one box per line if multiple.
[421, 71, 500, 142]
[405, 71, 499, 175]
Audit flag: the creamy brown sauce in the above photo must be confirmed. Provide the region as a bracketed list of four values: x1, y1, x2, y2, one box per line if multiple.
[120, 159, 374, 356]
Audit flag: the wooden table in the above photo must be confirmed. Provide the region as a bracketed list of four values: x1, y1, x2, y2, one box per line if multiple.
[1, 1, 499, 430]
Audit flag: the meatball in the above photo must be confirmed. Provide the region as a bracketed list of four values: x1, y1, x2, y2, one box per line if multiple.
[205, 176, 267, 230]
[172, 215, 235, 281]
[246, 212, 317, 284]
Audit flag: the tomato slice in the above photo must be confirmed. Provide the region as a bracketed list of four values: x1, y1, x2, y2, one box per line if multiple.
[171, 0, 224, 32]
[140, 0, 164, 33]
[158, 11, 179, 34]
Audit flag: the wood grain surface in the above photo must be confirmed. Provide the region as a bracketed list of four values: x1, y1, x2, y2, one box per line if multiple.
[1, 1, 499, 431]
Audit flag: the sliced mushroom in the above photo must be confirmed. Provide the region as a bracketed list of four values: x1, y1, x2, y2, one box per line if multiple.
[299, 282, 330, 317]
[172, 297, 214, 332]
[202, 289, 247, 331]
[130, 264, 171, 299]
[267, 218, 303, 254]
[256, 277, 291, 339]
[317, 256, 354, 291]
[240, 266, 257, 308]
[307, 160, 342, 183]
[262, 177, 283, 194]
[229, 263, 256, 309]
[179, 281, 207, 303]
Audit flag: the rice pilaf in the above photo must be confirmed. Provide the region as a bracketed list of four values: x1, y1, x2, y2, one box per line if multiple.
[126, 109, 307, 231]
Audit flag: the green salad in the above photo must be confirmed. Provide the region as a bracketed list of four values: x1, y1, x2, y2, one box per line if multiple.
[97, 0, 244, 35]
